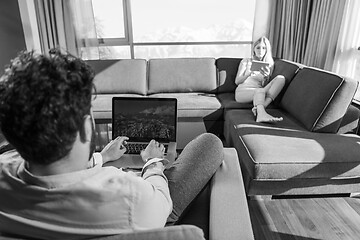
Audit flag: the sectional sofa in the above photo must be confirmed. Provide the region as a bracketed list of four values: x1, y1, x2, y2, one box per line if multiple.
[84, 56, 360, 239]
[88, 57, 360, 198]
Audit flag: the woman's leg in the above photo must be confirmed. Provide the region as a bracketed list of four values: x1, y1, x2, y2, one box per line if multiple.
[235, 88, 256, 103]
[263, 75, 286, 108]
[253, 76, 285, 123]
[164, 133, 224, 224]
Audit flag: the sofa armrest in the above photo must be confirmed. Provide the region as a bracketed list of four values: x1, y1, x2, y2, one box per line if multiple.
[0, 225, 205, 240]
[209, 148, 254, 240]
[89, 225, 205, 240]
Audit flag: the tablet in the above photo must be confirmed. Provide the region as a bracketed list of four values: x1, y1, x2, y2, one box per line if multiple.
[250, 60, 270, 71]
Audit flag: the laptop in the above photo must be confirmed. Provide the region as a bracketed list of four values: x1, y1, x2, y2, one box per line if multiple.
[109, 97, 177, 169]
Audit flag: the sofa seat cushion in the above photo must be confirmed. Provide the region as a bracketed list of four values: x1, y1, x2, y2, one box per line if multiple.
[91, 94, 145, 120]
[224, 109, 307, 138]
[225, 109, 360, 194]
[217, 93, 278, 110]
[149, 93, 222, 119]
[237, 127, 360, 180]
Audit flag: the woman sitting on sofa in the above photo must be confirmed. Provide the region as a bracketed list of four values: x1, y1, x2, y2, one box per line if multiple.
[235, 36, 285, 123]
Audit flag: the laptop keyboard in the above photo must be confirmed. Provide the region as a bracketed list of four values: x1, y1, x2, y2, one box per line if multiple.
[125, 143, 168, 155]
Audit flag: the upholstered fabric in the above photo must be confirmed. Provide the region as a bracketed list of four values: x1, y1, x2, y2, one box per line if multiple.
[91, 225, 206, 240]
[87, 59, 147, 95]
[224, 109, 307, 148]
[215, 58, 242, 94]
[239, 128, 360, 179]
[217, 92, 279, 110]
[338, 104, 360, 134]
[148, 58, 217, 94]
[0, 225, 205, 240]
[149, 93, 222, 119]
[280, 67, 357, 133]
[224, 108, 360, 195]
[91, 94, 145, 120]
[270, 59, 301, 106]
[209, 148, 254, 240]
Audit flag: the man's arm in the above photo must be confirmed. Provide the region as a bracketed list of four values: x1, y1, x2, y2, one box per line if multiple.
[131, 161, 173, 228]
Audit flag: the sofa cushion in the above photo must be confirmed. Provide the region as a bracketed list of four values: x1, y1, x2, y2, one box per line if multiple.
[91, 94, 145, 120]
[224, 110, 360, 194]
[224, 109, 308, 147]
[149, 93, 222, 119]
[217, 92, 279, 111]
[87, 59, 147, 95]
[148, 58, 217, 94]
[215, 58, 242, 94]
[234, 125, 360, 194]
[280, 67, 358, 133]
[337, 104, 360, 134]
[270, 59, 301, 106]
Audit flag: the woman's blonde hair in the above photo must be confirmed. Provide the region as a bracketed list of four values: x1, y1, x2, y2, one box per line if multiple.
[252, 36, 274, 66]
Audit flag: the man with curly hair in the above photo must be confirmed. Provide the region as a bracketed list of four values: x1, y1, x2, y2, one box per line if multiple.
[0, 50, 223, 239]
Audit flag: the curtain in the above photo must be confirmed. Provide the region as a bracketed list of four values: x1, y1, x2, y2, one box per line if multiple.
[331, 0, 360, 80]
[34, 0, 99, 58]
[303, 0, 346, 69]
[268, 0, 312, 63]
[268, 0, 346, 69]
[34, 0, 68, 54]
[64, 0, 100, 59]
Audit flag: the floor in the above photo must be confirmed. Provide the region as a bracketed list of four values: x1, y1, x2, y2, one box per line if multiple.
[248, 196, 360, 240]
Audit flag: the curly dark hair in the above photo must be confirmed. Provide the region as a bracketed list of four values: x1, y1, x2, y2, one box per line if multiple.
[0, 49, 95, 164]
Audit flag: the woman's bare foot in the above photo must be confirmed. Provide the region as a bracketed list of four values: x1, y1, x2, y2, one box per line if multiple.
[256, 112, 283, 123]
[255, 105, 283, 123]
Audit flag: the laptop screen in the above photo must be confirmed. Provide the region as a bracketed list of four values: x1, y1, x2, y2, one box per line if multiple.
[112, 97, 177, 142]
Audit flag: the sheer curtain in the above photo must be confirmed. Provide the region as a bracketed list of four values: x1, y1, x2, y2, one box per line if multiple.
[331, 0, 360, 81]
[34, 0, 68, 54]
[64, 0, 100, 58]
[33, 0, 99, 58]
[268, 0, 346, 69]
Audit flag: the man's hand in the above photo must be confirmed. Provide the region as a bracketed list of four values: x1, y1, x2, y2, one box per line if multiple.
[140, 139, 165, 162]
[100, 136, 129, 164]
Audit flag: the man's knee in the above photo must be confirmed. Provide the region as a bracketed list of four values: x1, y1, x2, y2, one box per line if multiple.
[196, 133, 223, 148]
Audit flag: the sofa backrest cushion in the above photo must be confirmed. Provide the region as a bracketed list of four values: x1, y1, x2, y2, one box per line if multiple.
[270, 59, 301, 106]
[148, 58, 217, 94]
[216, 58, 242, 94]
[280, 67, 358, 133]
[87, 59, 147, 95]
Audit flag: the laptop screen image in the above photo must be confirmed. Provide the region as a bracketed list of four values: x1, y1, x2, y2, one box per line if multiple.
[112, 97, 177, 143]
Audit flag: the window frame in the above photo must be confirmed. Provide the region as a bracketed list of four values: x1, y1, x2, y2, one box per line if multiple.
[92, 0, 254, 59]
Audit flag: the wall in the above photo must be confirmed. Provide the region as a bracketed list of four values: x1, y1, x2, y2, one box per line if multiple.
[0, 0, 26, 75]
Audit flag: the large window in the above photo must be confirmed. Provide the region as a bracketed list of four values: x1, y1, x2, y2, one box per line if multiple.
[90, 0, 255, 59]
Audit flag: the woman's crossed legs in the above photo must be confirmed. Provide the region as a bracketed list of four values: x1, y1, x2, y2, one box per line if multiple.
[235, 75, 285, 123]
